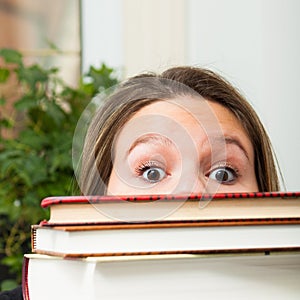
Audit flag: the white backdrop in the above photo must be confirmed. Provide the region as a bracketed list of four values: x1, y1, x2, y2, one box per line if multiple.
[81, 0, 300, 191]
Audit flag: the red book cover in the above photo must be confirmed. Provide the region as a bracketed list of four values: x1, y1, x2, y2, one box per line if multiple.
[39, 192, 300, 226]
[41, 191, 300, 207]
[22, 256, 29, 300]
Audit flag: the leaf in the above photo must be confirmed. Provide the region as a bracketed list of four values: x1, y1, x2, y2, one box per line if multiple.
[0, 149, 23, 162]
[1, 254, 24, 274]
[0, 279, 18, 291]
[0, 67, 10, 83]
[18, 129, 47, 149]
[44, 100, 66, 126]
[0, 97, 6, 106]
[45, 40, 63, 53]
[14, 95, 38, 111]
[0, 118, 14, 129]
[17, 64, 49, 90]
[79, 80, 95, 95]
[28, 155, 48, 182]
[83, 63, 119, 95]
[0, 48, 23, 65]
[0, 158, 18, 177]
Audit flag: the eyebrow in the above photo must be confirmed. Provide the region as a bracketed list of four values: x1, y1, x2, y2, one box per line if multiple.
[212, 136, 250, 161]
[128, 134, 250, 161]
[128, 134, 174, 153]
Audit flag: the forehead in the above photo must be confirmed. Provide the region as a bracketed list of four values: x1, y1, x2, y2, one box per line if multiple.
[115, 97, 253, 156]
[130, 97, 246, 136]
[133, 97, 205, 119]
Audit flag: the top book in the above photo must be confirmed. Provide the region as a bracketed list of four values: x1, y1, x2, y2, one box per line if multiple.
[40, 192, 300, 225]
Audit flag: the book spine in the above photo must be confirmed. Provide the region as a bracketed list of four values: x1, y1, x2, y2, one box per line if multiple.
[22, 256, 30, 300]
[31, 226, 37, 252]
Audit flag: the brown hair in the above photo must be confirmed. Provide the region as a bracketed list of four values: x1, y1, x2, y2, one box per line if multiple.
[79, 66, 280, 195]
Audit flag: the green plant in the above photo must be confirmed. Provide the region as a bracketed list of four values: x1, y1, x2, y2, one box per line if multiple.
[0, 48, 119, 290]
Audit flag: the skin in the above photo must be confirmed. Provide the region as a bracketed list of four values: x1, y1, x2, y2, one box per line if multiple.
[108, 96, 258, 195]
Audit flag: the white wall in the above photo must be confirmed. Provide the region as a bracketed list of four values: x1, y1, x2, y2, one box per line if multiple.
[81, 0, 186, 77]
[122, 0, 186, 77]
[81, 0, 123, 73]
[81, 0, 300, 191]
[187, 0, 300, 191]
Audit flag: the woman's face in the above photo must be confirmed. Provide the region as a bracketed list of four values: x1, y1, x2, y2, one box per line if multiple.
[108, 97, 258, 195]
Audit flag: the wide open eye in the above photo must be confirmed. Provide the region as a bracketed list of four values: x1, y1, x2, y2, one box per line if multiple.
[142, 167, 166, 183]
[208, 167, 237, 184]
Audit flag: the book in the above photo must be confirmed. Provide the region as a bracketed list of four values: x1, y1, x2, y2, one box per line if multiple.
[41, 192, 300, 224]
[23, 252, 300, 300]
[31, 218, 300, 257]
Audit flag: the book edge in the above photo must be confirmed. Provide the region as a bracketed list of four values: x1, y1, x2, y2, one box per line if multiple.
[31, 247, 300, 258]
[22, 255, 30, 300]
[41, 191, 300, 208]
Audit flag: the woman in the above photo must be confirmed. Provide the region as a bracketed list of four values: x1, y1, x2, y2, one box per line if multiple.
[79, 66, 280, 196]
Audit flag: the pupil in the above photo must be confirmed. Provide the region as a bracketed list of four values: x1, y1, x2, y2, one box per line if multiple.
[216, 169, 228, 182]
[147, 169, 160, 181]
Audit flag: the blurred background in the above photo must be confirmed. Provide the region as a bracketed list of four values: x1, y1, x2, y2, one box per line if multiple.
[2, 0, 299, 189]
[0, 0, 299, 290]
[2, 0, 300, 189]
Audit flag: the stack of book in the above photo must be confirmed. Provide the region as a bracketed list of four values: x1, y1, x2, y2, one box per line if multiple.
[22, 192, 300, 300]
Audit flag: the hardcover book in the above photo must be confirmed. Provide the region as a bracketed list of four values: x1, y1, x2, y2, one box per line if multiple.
[31, 219, 300, 257]
[41, 192, 300, 225]
[23, 252, 300, 300]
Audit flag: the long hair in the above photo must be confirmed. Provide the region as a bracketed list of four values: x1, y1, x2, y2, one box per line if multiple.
[79, 67, 280, 195]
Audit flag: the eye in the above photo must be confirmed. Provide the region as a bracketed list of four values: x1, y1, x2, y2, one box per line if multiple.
[135, 161, 167, 183]
[142, 167, 166, 183]
[208, 166, 238, 184]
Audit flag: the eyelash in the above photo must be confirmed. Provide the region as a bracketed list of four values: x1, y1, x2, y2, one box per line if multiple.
[134, 161, 240, 184]
[135, 161, 165, 175]
[207, 162, 240, 184]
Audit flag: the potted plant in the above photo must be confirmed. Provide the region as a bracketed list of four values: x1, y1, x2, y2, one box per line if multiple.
[0, 48, 118, 290]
